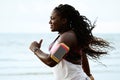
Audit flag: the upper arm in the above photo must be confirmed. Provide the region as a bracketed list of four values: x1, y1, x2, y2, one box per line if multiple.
[58, 32, 77, 48]
[49, 31, 77, 63]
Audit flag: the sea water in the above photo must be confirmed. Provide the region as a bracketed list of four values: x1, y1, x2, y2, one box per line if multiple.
[0, 33, 120, 80]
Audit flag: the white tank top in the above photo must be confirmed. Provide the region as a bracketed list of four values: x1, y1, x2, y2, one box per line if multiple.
[52, 59, 90, 80]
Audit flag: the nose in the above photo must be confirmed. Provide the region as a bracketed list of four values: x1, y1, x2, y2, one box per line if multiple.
[49, 20, 51, 24]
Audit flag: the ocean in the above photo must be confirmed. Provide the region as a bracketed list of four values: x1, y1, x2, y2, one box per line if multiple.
[0, 33, 120, 80]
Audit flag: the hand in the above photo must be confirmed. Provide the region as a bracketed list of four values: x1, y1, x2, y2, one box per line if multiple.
[29, 39, 43, 53]
[89, 75, 94, 80]
[38, 39, 43, 48]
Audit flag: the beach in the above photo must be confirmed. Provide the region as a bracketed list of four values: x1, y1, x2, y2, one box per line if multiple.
[0, 33, 120, 80]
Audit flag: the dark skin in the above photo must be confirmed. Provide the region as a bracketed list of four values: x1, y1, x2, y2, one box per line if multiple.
[29, 10, 94, 79]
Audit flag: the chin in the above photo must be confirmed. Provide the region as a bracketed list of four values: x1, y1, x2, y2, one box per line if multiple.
[50, 29, 54, 31]
[51, 29, 57, 32]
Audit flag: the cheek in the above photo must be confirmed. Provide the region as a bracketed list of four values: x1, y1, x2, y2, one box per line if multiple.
[52, 20, 59, 27]
[54, 22, 62, 30]
[51, 19, 63, 31]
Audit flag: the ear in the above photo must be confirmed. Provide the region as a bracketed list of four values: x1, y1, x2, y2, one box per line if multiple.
[62, 18, 67, 24]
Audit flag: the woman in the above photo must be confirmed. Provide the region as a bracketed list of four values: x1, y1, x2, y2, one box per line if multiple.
[29, 4, 110, 80]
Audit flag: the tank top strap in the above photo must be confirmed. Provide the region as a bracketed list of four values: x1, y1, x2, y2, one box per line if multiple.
[49, 35, 60, 51]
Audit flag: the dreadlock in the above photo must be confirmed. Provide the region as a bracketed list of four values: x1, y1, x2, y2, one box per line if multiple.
[54, 4, 111, 59]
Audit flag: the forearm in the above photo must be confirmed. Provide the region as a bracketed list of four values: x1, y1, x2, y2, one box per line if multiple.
[82, 53, 91, 76]
[34, 49, 57, 67]
[34, 49, 49, 59]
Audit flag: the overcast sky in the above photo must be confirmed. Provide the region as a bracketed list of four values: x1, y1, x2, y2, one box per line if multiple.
[0, 0, 120, 33]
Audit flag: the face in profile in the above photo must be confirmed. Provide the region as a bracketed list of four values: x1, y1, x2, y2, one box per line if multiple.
[49, 10, 67, 32]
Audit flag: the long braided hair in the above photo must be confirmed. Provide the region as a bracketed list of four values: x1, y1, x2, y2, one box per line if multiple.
[54, 4, 111, 59]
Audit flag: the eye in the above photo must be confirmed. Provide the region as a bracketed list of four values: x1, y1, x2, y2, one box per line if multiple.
[50, 16, 55, 20]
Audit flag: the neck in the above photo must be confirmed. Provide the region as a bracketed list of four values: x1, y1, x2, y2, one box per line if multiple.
[58, 25, 71, 34]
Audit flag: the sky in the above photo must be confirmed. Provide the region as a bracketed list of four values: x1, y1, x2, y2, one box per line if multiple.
[0, 0, 120, 33]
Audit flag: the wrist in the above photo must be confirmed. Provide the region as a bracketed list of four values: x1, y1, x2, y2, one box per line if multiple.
[89, 74, 94, 80]
[33, 47, 39, 53]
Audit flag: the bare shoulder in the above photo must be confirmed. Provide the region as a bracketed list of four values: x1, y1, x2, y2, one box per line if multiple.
[61, 30, 76, 40]
[58, 30, 77, 47]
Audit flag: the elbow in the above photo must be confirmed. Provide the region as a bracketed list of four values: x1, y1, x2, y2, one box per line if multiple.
[46, 61, 57, 67]
[39, 55, 57, 67]
[49, 64, 55, 67]
[46, 57, 58, 67]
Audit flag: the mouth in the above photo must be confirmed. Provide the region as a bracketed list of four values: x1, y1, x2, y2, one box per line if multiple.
[50, 25, 53, 28]
[50, 26, 53, 30]
[50, 24, 53, 27]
